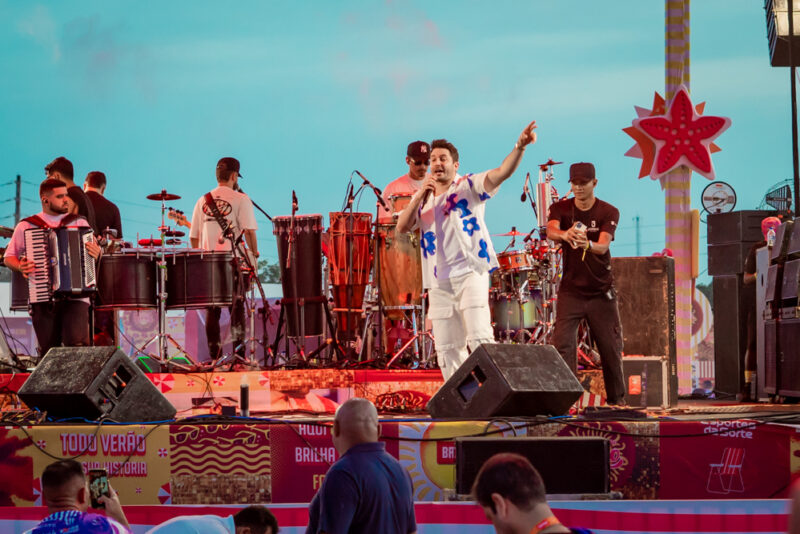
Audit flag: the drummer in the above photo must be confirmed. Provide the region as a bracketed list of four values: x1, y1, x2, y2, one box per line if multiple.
[378, 141, 431, 222]
[189, 157, 259, 363]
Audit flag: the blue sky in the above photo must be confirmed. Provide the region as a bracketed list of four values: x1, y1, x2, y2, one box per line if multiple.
[0, 1, 790, 283]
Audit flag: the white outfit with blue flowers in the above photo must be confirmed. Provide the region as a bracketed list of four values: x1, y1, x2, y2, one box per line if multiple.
[414, 171, 498, 380]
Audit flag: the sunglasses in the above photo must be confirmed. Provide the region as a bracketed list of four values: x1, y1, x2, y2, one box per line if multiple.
[413, 159, 430, 166]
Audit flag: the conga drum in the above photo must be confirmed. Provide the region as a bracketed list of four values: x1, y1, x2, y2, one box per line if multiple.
[328, 212, 372, 341]
[377, 223, 423, 320]
[273, 214, 324, 337]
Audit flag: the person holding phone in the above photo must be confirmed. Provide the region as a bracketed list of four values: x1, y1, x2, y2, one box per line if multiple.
[546, 162, 626, 406]
[26, 460, 130, 534]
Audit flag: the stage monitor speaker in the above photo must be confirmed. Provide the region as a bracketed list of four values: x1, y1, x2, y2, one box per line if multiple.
[455, 437, 610, 496]
[708, 242, 757, 276]
[18, 346, 176, 422]
[771, 220, 794, 264]
[778, 318, 800, 397]
[708, 210, 773, 245]
[712, 275, 751, 396]
[427, 344, 584, 418]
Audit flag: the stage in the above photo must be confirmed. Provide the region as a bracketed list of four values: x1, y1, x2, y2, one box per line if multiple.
[0, 368, 798, 510]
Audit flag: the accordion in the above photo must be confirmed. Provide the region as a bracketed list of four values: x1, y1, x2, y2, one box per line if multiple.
[24, 227, 97, 303]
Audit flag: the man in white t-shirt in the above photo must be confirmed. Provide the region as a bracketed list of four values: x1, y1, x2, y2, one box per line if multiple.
[397, 122, 538, 380]
[189, 157, 259, 361]
[146, 505, 278, 534]
[4, 178, 102, 356]
[378, 140, 431, 222]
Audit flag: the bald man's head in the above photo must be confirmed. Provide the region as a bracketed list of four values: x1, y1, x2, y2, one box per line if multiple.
[332, 398, 380, 453]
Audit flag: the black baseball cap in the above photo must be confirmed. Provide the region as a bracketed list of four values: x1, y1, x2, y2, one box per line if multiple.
[569, 162, 595, 183]
[407, 141, 430, 163]
[217, 157, 242, 178]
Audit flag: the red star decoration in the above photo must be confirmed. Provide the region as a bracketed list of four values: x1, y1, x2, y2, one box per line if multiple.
[629, 85, 730, 181]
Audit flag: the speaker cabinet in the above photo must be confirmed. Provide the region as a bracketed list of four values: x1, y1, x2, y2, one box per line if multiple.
[764, 319, 778, 395]
[708, 210, 774, 245]
[427, 344, 584, 418]
[712, 275, 752, 396]
[455, 437, 610, 495]
[771, 220, 795, 264]
[708, 242, 758, 276]
[781, 259, 800, 308]
[611, 257, 676, 359]
[777, 318, 800, 397]
[18, 346, 176, 422]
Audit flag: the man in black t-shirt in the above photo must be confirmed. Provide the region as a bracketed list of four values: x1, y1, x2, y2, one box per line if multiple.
[546, 162, 625, 405]
[45, 157, 98, 233]
[83, 171, 123, 239]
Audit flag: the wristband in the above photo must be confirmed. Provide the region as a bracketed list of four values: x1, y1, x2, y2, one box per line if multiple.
[515, 141, 525, 151]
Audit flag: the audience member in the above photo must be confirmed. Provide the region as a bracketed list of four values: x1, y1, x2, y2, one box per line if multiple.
[25, 459, 130, 534]
[472, 453, 592, 534]
[306, 398, 416, 534]
[146, 505, 278, 533]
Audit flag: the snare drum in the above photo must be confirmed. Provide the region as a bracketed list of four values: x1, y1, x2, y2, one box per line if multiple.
[273, 214, 324, 337]
[164, 250, 234, 309]
[96, 249, 158, 309]
[497, 250, 533, 272]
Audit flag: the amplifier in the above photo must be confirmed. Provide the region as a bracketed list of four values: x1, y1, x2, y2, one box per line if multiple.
[782, 259, 800, 308]
[622, 356, 676, 408]
[771, 220, 794, 264]
[708, 242, 758, 276]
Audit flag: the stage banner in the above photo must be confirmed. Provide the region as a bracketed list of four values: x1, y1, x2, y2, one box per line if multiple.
[527, 421, 660, 499]
[169, 424, 270, 505]
[659, 420, 793, 498]
[397, 421, 527, 501]
[268, 421, 400, 504]
[0, 424, 170, 507]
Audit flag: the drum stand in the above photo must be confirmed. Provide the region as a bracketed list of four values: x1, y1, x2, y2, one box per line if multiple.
[140, 195, 198, 370]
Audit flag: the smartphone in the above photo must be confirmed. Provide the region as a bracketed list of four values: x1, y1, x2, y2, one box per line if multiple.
[88, 469, 110, 509]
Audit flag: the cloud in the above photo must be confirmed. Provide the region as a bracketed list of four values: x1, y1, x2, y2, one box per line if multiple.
[17, 5, 61, 61]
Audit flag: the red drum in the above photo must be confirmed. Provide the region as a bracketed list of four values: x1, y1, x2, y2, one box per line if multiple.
[96, 249, 158, 309]
[329, 212, 373, 339]
[497, 250, 533, 272]
[164, 250, 234, 309]
[377, 223, 422, 320]
[526, 241, 550, 261]
[273, 214, 324, 337]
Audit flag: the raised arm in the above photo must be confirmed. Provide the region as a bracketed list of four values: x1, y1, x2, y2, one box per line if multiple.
[483, 120, 537, 195]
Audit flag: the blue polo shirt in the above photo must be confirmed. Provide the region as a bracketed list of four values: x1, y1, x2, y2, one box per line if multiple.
[307, 441, 416, 534]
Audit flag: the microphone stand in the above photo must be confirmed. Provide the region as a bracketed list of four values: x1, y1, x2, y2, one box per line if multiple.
[287, 191, 305, 361]
[355, 170, 391, 213]
[236, 184, 274, 222]
[354, 171, 387, 360]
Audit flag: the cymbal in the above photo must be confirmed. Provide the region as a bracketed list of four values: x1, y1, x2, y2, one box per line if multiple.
[0, 225, 12, 238]
[164, 230, 185, 237]
[166, 239, 182, 246]
[146, 191, 181, 201]
[493, 230, 526, 237]
[539, 158, 563, 170]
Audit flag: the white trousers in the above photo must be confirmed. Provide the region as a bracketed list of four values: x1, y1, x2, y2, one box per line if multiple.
[428, 271, 495, 381]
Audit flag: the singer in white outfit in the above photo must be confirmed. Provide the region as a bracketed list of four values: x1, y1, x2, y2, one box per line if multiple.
[397, 122, 538, 380]
[190, 157, 259, 361]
